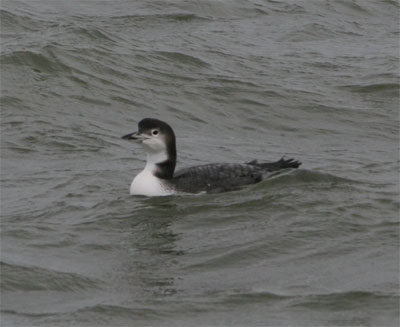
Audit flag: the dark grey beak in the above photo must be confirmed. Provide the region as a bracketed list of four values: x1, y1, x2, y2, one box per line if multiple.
[122, 131, 149, 142]
[122, 132, 139, 140]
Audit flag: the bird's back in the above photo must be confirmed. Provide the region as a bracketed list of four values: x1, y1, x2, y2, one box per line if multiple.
[170, 163, 263, 194]
[168, 157, 301, 194]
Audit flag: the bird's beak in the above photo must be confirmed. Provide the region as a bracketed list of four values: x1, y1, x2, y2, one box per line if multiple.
[121, 132, 147, 142]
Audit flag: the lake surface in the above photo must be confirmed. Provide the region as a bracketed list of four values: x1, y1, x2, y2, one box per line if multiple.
[1, 0, 399, 326]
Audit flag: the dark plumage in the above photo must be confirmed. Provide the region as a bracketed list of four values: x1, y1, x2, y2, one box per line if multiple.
[170, 158, 300, 193]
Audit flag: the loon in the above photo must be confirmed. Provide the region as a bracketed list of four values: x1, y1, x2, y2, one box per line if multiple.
[122, 118, 301, 196]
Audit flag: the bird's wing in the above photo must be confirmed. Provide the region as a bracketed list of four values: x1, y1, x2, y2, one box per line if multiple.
[170, 163, 263, 194]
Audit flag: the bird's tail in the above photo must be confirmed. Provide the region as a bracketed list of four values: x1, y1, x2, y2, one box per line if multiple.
[246, 157, 301, 172]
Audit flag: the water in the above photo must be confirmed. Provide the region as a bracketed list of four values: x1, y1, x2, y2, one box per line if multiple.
[1, 0, 399, 326]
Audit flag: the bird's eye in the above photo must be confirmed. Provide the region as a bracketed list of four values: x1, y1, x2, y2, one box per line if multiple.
[152, 129, 159, 136]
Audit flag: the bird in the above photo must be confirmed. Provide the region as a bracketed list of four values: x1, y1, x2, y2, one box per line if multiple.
[122, 118, 301, 196]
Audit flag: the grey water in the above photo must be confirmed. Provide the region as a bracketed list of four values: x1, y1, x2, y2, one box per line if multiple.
[1, 0, 399, 326]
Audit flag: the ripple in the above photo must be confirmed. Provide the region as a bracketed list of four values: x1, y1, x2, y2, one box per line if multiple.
[2, 50, 71, 74]
[154, 50, 210, 68]
[1, 261, 101, 292]
[340, 83, 399, 94]
[289, 290, 399, 310]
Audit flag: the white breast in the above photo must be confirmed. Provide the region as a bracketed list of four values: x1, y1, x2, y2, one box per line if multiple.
[130, 169, 173, 196]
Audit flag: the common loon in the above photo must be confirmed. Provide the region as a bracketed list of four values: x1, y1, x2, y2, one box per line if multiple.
[122, 118, 301, 196]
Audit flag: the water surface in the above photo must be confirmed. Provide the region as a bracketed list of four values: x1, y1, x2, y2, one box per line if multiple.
[1, 0, 399, 326]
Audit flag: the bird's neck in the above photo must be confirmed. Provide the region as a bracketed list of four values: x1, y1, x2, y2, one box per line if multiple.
[145, 151, 176, 179]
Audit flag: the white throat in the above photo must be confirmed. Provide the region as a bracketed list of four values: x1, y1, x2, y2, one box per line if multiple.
[129, 150, 173, 196]
[145, 150, 169, 169]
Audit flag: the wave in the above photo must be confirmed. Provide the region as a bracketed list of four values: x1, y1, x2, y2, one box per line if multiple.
[339, 83, 399, 94]
[153, 50, 210, 68]
[110, 12, 209, 24]
[223, 289, 398, 306]
[1, 261, 101, 292]
[0, 9, 58, 33]
[288, 290, 400, 310]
